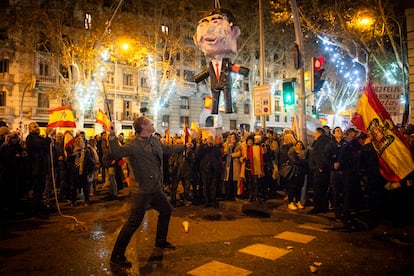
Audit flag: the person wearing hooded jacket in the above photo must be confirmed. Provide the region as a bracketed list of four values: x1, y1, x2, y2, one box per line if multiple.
[308, 127, 332, 214]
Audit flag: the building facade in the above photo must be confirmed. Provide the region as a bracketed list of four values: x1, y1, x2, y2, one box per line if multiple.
[0, 0, 297, 138]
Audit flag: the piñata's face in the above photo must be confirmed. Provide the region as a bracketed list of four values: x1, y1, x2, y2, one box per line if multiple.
[194, 13, 240, 59]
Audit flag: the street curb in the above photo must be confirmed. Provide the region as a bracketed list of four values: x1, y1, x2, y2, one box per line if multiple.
[219, 198, 345, 227]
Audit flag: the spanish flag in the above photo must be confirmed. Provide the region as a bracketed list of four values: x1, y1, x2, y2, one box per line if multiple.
[204, 95, 213, 110]
[63, 130, 75, 156]
[184, 120, 191, 144]
[319, 114, 328, 126]
[351, 82, 414, 182]
[96, 109, 111, 131]
[47, 106, 76, 128]
[246, 145, 264, 176]
[190, 121, 198, 132]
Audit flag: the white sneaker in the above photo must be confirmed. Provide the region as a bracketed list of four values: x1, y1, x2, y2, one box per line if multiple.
[288, 202, 298, 210]
[297, 201, 305, 209]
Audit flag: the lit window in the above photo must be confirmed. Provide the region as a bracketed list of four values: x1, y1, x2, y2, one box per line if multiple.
[123, 73, 133, 86]
[39, 62, 49, 76]
[161, 24, 169, 35]
[123, 100, 131, 120]
[162, 115, 169, 127]
[274, 100, 281, 112]
[106, 71, 115, 84]
[84, 13, 92, 30]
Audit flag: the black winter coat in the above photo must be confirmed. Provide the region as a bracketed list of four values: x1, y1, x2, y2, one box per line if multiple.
[309, 135, 331, 173]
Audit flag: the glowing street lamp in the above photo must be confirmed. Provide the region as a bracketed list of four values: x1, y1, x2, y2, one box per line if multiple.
[357, 17, 374, 28]
[353, 13, 407, 124]
[121, 42, 130, 51]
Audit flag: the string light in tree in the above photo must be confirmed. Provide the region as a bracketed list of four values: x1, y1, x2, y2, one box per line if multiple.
[315, 37, 365, 114]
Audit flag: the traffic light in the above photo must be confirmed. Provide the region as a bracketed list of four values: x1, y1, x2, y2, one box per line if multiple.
[311, 105, 319, 118]
[311, 57, 325, 92]
[282, 81, 295, 105]
[34, 79, 40, 90]
[292, 43, 301, 69]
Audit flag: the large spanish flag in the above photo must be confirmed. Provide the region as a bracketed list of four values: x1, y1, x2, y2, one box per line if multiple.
[96, 109, 110, 131]
[351, 82, 414, 182]
[47, 106, 76, 128]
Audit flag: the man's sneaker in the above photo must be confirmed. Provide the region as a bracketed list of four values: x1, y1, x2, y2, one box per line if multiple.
[288, 202, 298, 210]
[297, 201, 305, 209]
[110, 255, 132, 268]
[155, 241, 176, 251]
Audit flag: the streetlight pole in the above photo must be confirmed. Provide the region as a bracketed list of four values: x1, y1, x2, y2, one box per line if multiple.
[19, 77, 35, 133]
[289, 0, 306, 144]
[259, 0, 266, 130]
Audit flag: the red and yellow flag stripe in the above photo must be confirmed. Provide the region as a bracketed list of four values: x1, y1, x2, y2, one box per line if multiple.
[96, 109, 111, 131]
[47, 106, 76, 128]
[351, 83, 414, 182]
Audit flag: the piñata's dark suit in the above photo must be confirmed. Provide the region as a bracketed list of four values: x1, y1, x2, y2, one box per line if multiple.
[194, 57, 249, 114]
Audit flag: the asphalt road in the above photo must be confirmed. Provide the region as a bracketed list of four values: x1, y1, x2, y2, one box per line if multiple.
[1, 188, 414, 276]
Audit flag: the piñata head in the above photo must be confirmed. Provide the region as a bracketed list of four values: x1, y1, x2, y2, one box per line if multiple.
[193, 8, 241, 59]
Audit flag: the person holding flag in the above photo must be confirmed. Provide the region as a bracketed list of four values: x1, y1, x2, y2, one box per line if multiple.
[352, 82, 414, 225]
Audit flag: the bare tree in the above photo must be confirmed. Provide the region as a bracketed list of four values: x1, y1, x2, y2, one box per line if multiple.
[7, 0, 198, 122]
[270, 0, 405, 115]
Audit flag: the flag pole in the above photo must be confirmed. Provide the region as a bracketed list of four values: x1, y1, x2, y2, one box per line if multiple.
[102, 80, 112, 122]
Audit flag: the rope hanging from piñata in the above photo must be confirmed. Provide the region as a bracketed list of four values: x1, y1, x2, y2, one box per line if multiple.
[215, 0, 220, 8]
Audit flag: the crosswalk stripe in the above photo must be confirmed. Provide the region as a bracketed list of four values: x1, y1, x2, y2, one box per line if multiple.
[188, 223, 326, 275]
[187, 260, 252, 276]
[274, 231, 316, 243]
[238, 243, 290, 260]
[297, 223, 330, 232]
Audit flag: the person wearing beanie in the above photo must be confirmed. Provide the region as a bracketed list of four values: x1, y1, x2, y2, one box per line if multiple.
[0, 126, 9, 137]
[25, 122, 54, 219]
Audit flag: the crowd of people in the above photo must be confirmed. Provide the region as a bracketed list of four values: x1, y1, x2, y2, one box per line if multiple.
[0, 121, 129, 219]
[1, 119, 413, 227]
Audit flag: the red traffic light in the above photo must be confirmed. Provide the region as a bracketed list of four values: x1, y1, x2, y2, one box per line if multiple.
[314, 57, 325, 71]
[311, 57, 325, 92]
